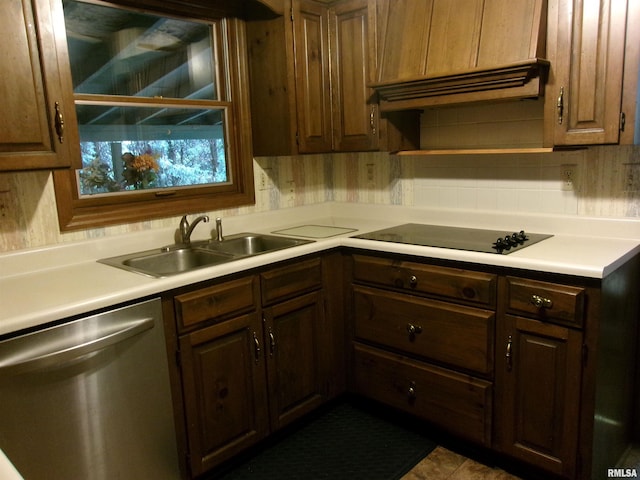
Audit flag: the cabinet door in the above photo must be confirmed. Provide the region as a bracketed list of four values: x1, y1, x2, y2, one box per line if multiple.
[495, 314, 582, 478]
[293, 0, 333, 153]
[0, 0, 72, 170]
[545, 0, 628, 145]
[179, 313, 269, 476]
[329, 0, 378, 151]
[263, 290, 326, 430]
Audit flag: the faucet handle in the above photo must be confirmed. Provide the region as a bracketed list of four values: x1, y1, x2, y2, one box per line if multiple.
[215, 217, 224, 242]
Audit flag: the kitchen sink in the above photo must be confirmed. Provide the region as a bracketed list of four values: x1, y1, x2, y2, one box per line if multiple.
[204, 233, 311, 256]
[100, 247, 235, 277]
[99, 233, 313, 277]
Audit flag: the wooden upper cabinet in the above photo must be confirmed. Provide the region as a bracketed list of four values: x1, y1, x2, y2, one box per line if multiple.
[544, 0, 629, 145]
[0, 0, 73, 171]
[246, 0, 418, 155]
[330, 0, 379, 152]
[293, 0, 333, 153]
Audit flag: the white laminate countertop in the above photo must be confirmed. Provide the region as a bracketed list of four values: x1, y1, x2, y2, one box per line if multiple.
[1, 203, 639, 336]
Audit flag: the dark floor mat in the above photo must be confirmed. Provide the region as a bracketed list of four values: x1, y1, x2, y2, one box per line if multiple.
[215, 401, 437, 480]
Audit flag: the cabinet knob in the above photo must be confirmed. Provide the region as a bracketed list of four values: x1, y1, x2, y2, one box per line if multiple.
[407, 381, 417, 399]
[407, 323, 422, 338]
[530, 294, 553, 309]
[409, 275, 418, 287]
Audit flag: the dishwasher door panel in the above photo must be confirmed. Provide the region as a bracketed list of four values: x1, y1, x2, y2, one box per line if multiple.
[0, 298, 181, 480]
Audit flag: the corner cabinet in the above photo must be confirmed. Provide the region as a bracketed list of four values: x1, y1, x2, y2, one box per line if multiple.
[246, 0, 418, 156]
[544, 0, 631, 145]
[0, 0, 73, 171]
[165, 254, 343, 478]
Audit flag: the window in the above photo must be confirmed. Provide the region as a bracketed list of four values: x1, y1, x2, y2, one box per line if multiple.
[52, 0, 254, 230]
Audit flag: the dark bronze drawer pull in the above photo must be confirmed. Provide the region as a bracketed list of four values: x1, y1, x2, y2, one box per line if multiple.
[407, 323, 422, 339]
[530, 294, 553, 309]
[506, 335, 513, 371]
[253, 332, 261, 363]
[54, 101, 64, 143]
[407, 381, 417, 399]
[268, 329, 276, 357]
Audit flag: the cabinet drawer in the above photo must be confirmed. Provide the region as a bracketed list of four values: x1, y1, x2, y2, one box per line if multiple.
[352, 255, 496, 307]
[261, 257, 322, 306]
[175, 276, 258, 330]
[353, 286, 494, 375]
[353, 343, 492, 446]
[505, 277, 585, 327]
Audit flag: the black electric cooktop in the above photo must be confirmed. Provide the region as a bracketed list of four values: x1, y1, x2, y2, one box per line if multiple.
[353, 223, 553, 255]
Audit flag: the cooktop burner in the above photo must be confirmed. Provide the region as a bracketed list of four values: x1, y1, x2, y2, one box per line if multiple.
[353, 223, 553, 255]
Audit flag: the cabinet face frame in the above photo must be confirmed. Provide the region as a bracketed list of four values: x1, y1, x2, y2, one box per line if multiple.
[47, 0, 255, 230]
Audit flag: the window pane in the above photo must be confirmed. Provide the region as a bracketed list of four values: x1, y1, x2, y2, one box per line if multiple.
[76, 104, 228, 196]
[63, 0, 218, 100]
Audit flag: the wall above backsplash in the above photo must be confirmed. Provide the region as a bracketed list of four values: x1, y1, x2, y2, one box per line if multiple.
[0, 146, 639, 253]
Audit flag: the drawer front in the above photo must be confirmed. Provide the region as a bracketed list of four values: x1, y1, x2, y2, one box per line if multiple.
[353, 343, 492, 446]
[175, 276, 258, 330]
[353, 286, 494, 375]
[261, 257, 322, 306]
[505, 277, 585, 327]
[352, 255, 496, 307]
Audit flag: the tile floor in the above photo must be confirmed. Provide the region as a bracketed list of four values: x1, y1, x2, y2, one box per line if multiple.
[401, 447, 521, 480]
[405, 444, 640, 480]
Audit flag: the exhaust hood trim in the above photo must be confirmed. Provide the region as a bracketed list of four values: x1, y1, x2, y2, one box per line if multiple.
[372, 58, 550, 112]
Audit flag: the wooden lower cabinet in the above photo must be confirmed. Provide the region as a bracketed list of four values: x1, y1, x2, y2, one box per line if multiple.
[170, 256, 334, 478]
[494, 314, 583, 478]
[348, 251, 640, 480]
[263, 291, 326, 430]
[353, 342, 493, 445]
[179, 312, 269, 475]
[165, 250, 638, 479]
[349, 255, 496, 447]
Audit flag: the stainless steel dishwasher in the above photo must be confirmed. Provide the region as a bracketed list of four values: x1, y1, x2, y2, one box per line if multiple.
[0, 298, 181, 479]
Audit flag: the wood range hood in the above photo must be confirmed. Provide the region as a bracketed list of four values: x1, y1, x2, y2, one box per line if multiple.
[371, 0, 549, 112]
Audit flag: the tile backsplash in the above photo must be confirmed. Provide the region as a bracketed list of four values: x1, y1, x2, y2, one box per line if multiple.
[1, 145, 639, 253]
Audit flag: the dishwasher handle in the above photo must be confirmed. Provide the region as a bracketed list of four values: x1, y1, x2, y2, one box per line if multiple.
[0, 316, 154, 376]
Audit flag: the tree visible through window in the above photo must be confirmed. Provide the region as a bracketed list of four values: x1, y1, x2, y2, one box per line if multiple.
[79, 138, 227, 194]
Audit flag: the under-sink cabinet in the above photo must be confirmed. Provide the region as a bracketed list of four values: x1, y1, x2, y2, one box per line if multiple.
[346, 251, 639, 480]
[164, 254, 344, 478]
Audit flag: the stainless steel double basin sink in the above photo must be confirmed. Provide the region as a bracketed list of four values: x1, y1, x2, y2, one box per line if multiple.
[99, 233, 313, 278]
